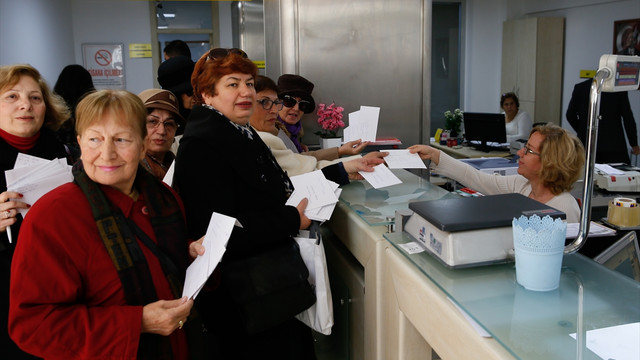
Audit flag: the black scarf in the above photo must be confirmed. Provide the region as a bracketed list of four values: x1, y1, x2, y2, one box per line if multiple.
[73, 161, 202, 359]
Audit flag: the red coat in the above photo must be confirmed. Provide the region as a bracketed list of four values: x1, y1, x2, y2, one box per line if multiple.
[9, 183, 189, 360]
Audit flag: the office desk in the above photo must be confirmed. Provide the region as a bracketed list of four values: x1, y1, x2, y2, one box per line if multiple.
[431, 141, 511, 159]
[383, 232, 640, 360]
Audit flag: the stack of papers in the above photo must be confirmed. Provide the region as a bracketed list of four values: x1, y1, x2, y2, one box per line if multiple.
[286, 170, 341, 221]
[5, 154, 73, 217]
[182, 212, 237, 299]
[343, 106, 380, 142]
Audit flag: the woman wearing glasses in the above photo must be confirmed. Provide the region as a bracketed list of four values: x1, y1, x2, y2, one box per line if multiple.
[409, 123, 585, 222]
[251, 75, 385, 177]
[138, 89, 183, 179]
[174, 48, 381, 359]
[276, 74, 368, 159]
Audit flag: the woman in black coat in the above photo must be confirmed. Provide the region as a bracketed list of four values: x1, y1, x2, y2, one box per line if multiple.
[173, 49, 380, 359]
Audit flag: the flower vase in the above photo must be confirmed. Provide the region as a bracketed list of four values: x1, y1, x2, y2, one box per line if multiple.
[320, 137, 342, 149]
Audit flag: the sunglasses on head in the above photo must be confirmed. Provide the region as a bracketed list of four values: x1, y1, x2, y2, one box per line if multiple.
[206, 47, 248, 61]
[281, 95, 313, 113]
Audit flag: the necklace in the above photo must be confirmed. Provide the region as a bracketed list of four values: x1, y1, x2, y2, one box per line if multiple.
[146, 153, 168, 171]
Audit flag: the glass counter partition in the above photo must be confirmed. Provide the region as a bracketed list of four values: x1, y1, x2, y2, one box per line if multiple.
[338, 169, 454, 226]
[384, 232, 640, 360]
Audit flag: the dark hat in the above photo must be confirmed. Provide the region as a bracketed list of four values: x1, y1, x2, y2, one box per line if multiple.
[138, 89, 185, 126]
[157, 56, 195, 96]
[277, 74, 315, 114]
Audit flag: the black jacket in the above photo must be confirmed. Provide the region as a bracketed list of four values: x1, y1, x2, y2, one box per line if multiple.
[566, 79, 638, 164]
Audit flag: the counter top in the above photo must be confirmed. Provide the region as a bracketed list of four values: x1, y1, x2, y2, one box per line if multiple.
[384, 232, 640, 360]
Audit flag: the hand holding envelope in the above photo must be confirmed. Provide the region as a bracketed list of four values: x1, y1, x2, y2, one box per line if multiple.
[286, 171, 341, 222]
[182, 212, 238, 299]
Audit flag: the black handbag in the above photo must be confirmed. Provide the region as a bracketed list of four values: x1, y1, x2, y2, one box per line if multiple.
[222, 240, 316, 334]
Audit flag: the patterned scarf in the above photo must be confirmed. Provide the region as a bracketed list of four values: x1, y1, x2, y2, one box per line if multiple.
[73, 161, 202, 359]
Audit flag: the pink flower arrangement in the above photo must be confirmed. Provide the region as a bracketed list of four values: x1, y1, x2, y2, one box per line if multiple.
[315, 102, 345, 138]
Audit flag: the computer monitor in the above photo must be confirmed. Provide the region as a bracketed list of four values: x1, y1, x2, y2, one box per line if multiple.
[594, 231, 640, 282]
[462, 112, 507, 152]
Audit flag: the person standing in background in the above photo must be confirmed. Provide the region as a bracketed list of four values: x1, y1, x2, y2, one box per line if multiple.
[163, 40, 192, 60]
[158, 56, 195, 154]
[501, 92, 533, 143]
[53, 64, 95, 157]
[566, 78, 640, 164]
[138, 89, 184, 179]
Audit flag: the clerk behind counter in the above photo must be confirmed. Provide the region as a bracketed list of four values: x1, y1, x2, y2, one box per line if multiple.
[409, 123, 585, 223]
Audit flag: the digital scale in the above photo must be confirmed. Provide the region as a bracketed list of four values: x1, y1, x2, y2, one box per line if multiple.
[398, 193, 565, 268]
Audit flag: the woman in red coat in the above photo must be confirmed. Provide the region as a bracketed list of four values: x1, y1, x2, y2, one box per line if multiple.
[9, 90, 205, 359]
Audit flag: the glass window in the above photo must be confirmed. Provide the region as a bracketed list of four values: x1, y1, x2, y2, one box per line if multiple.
[156, 1, 212, 30]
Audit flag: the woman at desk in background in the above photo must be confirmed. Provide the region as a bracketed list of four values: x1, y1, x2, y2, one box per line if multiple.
[409, 123, 585, 222]
[501, 92, 532, 143]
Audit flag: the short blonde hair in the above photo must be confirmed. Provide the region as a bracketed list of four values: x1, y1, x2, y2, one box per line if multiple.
[0, 64, 70, 131]
[75, 90, 147, 141]
[532, 123, 585, 195]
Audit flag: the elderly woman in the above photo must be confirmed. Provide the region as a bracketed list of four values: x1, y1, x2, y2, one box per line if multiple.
[410, 123, 585, 222]
[138, 89, 184, 179]
[276, 74, 368, 159]
[174, 48, 381, 359]
[0, 64, 74, 359]
[250, 75, 386, 177]
[501, 92, 533, 143]
[9, 90, 204, 359]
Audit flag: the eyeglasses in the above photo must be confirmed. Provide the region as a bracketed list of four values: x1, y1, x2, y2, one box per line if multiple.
[281, 95, 313, 113]
[206, 47, 248, 61]
[522, 144, 540, 157]
[257, 98, 284, 111]
[146, 118, 179, 132]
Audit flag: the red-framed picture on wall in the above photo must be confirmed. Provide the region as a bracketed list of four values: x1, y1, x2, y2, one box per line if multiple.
[613, 18, 640, 55]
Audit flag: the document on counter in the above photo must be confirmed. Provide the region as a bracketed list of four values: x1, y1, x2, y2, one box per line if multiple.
[595, 163, 625, 175]
[565, 222, 616, 239]
[382, 149, 427, 169]
[5, 156, 73, 217]
[358, 164, 402, 189]
[182, 212, 236, 300]
[343, 106, 379, 142]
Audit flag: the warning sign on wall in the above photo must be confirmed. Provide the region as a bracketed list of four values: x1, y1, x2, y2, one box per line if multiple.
[82, 43, 125, 90]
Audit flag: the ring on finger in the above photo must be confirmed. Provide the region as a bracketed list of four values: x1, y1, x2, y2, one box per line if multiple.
[3, 210, 10, 219]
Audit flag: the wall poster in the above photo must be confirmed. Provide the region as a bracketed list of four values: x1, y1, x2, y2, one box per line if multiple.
[82, 43, 125, 89]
